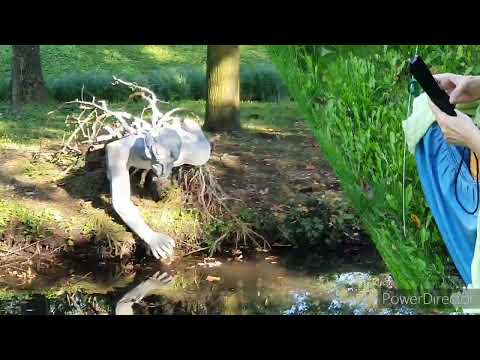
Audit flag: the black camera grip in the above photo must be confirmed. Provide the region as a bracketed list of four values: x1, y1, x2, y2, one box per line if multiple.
[409, 55, 457, 117]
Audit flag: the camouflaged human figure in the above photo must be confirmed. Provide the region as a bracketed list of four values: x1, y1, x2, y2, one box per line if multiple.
[106, 118, 211, 260]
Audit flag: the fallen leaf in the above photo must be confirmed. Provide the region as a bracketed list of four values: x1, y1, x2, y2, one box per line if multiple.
[411, 214, 421, 229]
[206, 276, 221, 282]
[306, 163, 316, 170]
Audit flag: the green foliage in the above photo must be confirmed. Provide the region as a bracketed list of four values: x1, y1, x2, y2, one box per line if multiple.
[241, 63, 290, 102]
[0, 64, 289, 103]
[0, 102, 66, 145]
[0, 45, 288, 103]
[267, 45, 480, 290]
[282, 198, 357, 249]
[232, 199, 359, 250]
[0, 45, 271, 79]
[0, 200, 57, 239]
[0, 78, 8, 101]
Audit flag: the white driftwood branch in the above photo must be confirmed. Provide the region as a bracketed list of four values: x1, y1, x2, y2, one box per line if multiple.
[65, 99, 137, 135]
[58, 77, 203, 154]
[112, 76, 165, 127]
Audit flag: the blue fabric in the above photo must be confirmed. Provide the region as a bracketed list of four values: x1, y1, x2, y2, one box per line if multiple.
[415, 123, 478, 285]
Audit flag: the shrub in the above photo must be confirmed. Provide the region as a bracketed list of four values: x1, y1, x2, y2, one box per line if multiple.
[0, 64, 289, 103]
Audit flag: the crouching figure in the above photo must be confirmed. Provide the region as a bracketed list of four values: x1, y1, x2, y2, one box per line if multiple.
[105, 118, 211, 260]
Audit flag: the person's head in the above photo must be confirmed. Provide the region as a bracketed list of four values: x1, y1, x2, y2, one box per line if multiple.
[144, 128, 182, 179]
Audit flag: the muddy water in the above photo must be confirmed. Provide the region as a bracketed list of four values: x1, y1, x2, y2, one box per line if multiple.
[0, 247, 456, 315]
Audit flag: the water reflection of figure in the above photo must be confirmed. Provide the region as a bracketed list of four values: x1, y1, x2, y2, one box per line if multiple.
[115, 271, 175, 315]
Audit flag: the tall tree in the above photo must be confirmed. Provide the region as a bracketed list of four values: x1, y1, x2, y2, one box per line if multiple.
[204, 45, 240, 132]
[11, 45, 49, 112]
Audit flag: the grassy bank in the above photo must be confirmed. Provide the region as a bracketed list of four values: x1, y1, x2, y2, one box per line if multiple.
[0, 96, 364, 273]
[0, 99, 303, 259]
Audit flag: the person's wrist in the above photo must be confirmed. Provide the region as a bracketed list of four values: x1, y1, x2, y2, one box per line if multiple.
[466, 123, 480, 151]
[468, 76, 480, 100]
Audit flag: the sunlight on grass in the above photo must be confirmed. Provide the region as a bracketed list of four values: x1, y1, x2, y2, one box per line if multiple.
[141, 186, 203, 249]
[141, 45, 196, 65]
[0, 45, 271, 81]
[0, 100, 301, 149]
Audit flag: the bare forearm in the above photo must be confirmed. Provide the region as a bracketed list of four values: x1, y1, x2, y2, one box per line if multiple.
[466, 125, 480, 155]
[466, 76, 480, 101]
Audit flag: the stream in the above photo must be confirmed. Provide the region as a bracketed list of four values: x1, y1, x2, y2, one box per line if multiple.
[0, 246, 460, 315]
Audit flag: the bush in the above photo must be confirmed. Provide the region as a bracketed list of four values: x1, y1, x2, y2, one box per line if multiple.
[0, 64, 289, 103]
[241, 63, 290, 102]
[0, 78, 8, 101]
[267, 45, 480, 291]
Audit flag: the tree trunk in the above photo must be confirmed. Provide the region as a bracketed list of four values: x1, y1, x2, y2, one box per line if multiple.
[11, 45, 49, 112]
[204, 45, 240, 132]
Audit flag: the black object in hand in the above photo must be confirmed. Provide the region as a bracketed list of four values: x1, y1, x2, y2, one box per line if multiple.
[409, 55, 457, 116]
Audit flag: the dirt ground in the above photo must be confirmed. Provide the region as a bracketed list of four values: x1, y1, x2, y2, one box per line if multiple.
[210, 126, 342, 211]
[0, 118, 370, 289]
[0, 120, 342, 224]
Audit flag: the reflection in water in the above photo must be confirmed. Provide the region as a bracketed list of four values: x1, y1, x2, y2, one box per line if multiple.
[0, 250, 456, 315]
[116, 272, 175, 315]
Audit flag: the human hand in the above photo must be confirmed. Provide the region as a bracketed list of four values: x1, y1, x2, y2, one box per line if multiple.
[115, 272, 175, 315]
[142, 271, 176, 291]
[145, 232, 176, 259]
[433, 73, 480, 104]
[429, 99, 478, 148]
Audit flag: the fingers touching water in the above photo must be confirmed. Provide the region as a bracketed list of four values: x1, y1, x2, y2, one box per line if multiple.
[146, 232, 176, 260]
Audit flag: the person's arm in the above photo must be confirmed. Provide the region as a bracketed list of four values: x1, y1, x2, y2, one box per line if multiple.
[466, 125, 480, 156]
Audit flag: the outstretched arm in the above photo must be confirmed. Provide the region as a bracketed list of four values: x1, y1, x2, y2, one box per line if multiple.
[115, 272, 175, 315]
[106, 138, 175, 259]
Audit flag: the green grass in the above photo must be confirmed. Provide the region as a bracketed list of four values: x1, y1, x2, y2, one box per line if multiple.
[0, 45, 270, 79]
[0, 199, 58, 240]
[0, 100, 299, 147]
[0, 46, 288, 103]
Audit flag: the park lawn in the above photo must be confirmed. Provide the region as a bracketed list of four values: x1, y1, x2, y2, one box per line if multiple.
[0, 100, 300, 148]
[0, 45, 270, 80]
